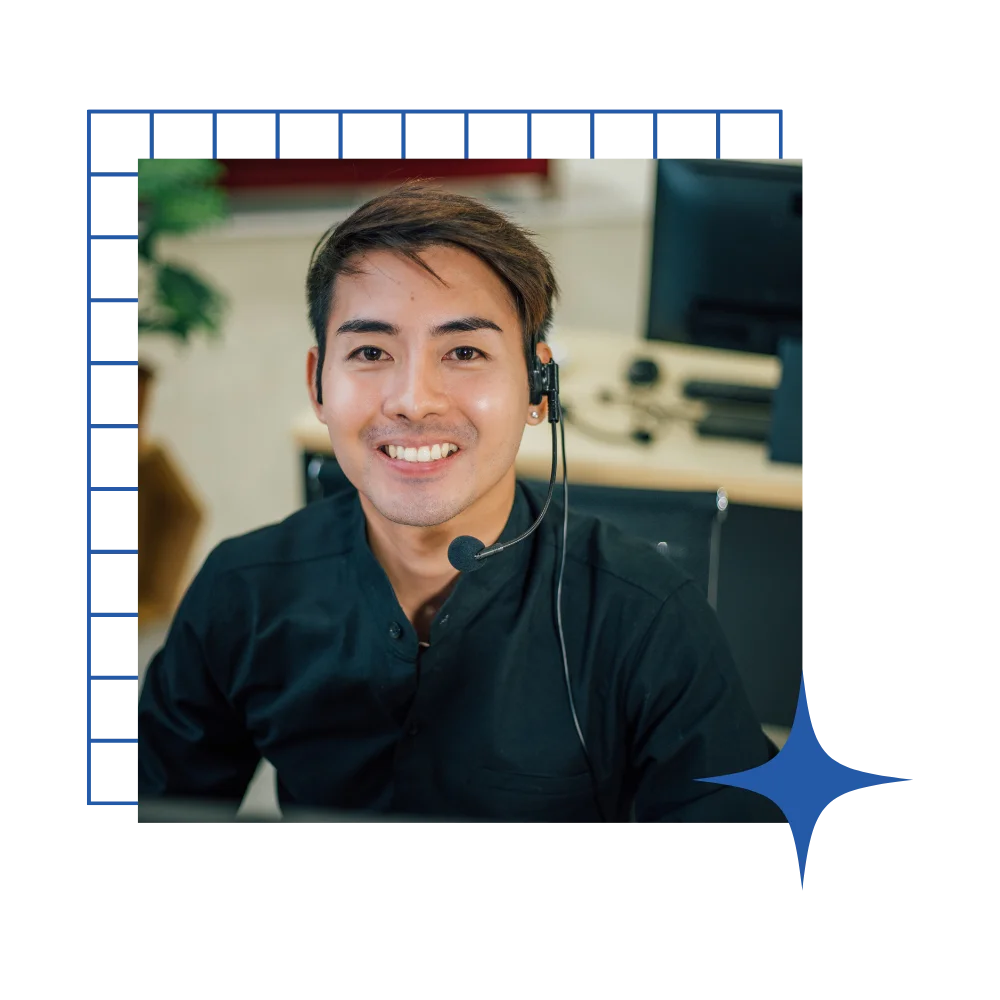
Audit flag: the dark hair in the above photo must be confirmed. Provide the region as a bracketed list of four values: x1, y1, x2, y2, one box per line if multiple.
[306, 179, 559, 400]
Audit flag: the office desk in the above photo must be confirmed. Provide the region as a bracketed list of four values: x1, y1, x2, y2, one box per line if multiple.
[292, 329, 802, 726]
[293, 330, 802, 511]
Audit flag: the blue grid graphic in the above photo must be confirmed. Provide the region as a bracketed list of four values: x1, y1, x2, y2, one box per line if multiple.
[87, 106, 783, 806]
[97, 107, 785, 161]
[84, 112, 140, 806]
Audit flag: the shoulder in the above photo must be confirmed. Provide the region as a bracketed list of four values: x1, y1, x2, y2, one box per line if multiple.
[520, 480, 693, 607]
[572, 513, 692, 604]
[178, 494, 357, 637]
[518, 478, 706, 664]
[205, 492, 357, 580]
[525, 484, 740, 688]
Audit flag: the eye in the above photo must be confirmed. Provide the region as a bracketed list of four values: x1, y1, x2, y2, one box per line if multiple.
[448, 346, 488, 362]
[348, 346, 390, 362]
[347, 345, 487, 363]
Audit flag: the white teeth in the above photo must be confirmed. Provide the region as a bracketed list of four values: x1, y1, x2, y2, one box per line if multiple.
[383, 442, 459, 463]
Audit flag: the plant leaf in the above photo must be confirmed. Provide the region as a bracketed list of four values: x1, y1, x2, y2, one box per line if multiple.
[136, 159, 229, 343]
[139, 159, 228, 236]
[151, 264, 225, 338]
[138, 159, 224, 200]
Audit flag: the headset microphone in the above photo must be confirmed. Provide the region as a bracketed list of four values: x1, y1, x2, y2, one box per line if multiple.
[446, 535, 488, 574]
[446, 344, 606, 820]
[448, 344, 561, 574]
[446, 418, 560, 573]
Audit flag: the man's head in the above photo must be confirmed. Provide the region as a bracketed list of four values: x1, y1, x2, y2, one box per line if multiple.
[305, 181, 559, 530]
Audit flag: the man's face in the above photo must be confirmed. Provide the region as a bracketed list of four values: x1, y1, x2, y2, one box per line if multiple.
[308, 245, 538, 528]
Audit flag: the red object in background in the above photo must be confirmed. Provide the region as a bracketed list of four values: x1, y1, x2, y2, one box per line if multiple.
[217, 159, 549, 190]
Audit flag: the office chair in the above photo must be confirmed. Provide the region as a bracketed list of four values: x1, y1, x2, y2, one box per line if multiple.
[521, 479, 728, 607]
[304, 452, 354, 504]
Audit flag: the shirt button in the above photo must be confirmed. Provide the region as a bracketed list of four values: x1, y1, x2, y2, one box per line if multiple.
[407, 723, 420, 737]
[388, 621, 402, 639]
[439, 615, 449, 626]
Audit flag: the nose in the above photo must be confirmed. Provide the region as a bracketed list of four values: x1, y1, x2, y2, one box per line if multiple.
[382, 349, 450, 422]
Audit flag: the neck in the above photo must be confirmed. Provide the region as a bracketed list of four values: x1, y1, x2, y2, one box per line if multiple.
[359, 470, 518, 607]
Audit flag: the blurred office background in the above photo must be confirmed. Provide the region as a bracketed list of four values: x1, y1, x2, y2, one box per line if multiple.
[136, 153, 806, 814]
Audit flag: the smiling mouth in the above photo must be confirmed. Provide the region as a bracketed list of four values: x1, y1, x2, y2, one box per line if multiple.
[376, 444, 462, 470]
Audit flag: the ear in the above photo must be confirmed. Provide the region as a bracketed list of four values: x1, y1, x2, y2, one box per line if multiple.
[306, 346, 327, 424]
[527, 400, 548, 424]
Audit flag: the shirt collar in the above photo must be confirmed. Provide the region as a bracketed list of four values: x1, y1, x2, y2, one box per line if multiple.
[348, 480, 541, 614]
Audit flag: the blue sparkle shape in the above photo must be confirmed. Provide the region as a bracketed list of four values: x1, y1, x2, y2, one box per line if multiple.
[698, 677, 908, 885]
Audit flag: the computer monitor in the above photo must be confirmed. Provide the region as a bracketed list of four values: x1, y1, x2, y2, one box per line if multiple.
[646, 159, 807, 463]
[645, 159, 802, 355]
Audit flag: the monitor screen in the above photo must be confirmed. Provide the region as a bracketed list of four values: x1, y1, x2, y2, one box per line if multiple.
[645, 159, 802, 356]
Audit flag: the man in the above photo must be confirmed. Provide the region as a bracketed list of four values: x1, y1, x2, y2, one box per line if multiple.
[139, 180, 780, 822]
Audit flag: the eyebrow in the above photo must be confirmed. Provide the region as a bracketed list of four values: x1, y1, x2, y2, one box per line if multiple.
[335, 316, 504, 337]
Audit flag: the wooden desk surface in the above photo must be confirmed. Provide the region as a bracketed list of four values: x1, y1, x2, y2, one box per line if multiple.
[293, 328, 802, 511]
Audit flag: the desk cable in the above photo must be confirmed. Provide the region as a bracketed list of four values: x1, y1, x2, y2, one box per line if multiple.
[561, 388, 698, 447]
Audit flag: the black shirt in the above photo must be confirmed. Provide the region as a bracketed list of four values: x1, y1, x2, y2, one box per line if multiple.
[138, 480, 779, 821]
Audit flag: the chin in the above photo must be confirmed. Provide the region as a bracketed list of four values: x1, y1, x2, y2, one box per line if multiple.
[369, 493, 473, 529]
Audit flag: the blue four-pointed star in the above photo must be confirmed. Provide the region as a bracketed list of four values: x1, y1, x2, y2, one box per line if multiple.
[698, 677, 907, 885]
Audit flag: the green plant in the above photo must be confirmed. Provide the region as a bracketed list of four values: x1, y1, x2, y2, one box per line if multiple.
[138, 160, 229, 342]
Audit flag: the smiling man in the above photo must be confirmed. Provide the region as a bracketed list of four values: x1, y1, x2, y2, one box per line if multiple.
[312, 242, 539, 642]
[138, 180, 780, 822]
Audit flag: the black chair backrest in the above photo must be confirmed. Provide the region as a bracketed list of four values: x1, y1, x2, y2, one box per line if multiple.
[521, 478, 722, 600]
[303, 452, 355, 505]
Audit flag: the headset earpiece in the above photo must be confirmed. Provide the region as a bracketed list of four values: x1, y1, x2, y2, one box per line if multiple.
[529, 351, 560, 422]
[529, 354, 546, 406]
[528, 335, 559, 417]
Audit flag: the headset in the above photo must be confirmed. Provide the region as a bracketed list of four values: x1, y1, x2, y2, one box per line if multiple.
[447, 337, 606, 820]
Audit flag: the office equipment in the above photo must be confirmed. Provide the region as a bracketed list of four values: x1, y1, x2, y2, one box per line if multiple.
[646, 159, 802, 356]
[626, 356, 661, 387]
[646, 159, 802, 429]
[683, 380, 774, 407]
[696, 411, 772, 443]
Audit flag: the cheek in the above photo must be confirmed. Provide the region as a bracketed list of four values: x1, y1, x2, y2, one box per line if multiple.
[461, 379, 527, 440]
[322, 377, 371, 439]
